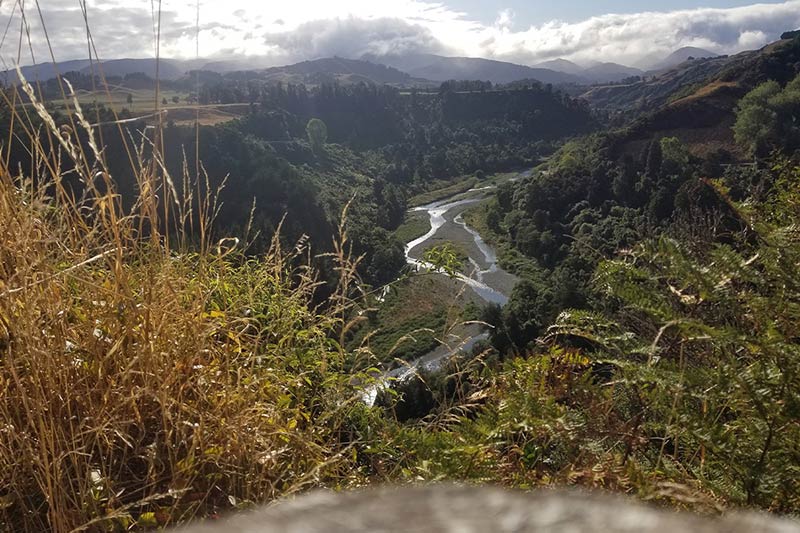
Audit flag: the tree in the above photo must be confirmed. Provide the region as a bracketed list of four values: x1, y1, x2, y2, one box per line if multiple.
[645, 139, 663, 178]
[659, 137, 690, 175]
[306, 118, 328, 154]
[733, 80, 781, 157]
[172, 95, 180, 104]
[126, 93, 133, 105]
[732, 75, 800, 157]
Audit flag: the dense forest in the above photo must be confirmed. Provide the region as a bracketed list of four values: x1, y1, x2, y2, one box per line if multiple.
[2, 21, 800, 532]
[0, 74, 594, 288]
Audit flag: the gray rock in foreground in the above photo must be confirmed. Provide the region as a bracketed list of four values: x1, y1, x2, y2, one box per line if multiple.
[175, 484, 800, 533]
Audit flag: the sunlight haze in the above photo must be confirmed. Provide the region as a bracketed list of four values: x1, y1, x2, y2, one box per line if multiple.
[1, 0, 799, 67]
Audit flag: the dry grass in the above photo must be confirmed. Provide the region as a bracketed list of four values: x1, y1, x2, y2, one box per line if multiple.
[667, 80, 740, 107]
[0, 62, 383, 531]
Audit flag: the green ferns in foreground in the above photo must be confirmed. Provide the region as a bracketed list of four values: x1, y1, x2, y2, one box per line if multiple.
[376, 168, 800, 513]
[546, 175, 800, 510]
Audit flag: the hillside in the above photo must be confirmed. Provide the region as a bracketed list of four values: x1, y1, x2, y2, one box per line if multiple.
[533, 58, 584, 75]
[365, 53, 584, 85]
[581, 55, 733, 111]
[1, 59, 92, 83]
[648, 46, 719, 70]
[602, 35, 800, 158]
[582, 62, 644, 83]
[1, 58, 197, 84]
[257, 57, 418, 86]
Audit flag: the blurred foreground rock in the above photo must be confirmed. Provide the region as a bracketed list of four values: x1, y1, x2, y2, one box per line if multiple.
[176, 484, 800, 533]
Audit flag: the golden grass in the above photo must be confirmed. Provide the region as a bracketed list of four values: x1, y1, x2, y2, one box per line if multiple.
[0, 68, 383, 532]
[667, 80, 740, 107]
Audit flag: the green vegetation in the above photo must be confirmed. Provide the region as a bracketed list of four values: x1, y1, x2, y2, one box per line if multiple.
[346, 275, 473, 364]
[733, 73, 800, 156]
[393, 211, 430, 243]
[306, 117, 328, 154]
[0, 100, 384, 531]
[462, 201, 543, 279]
[408, 177, 478, 207]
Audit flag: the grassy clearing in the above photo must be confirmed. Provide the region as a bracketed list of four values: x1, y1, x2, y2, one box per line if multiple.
[462, 203, 542, 279]
[348, 275, 475, 364]
[409, 177, 477, 207]
[45, 87, 247, 126]
[393, 211, 430, 244]
[46, 88, 190, 113]
[415, 240, 471, 271]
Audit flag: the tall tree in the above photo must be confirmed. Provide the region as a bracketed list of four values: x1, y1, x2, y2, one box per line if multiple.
[306, 118, 328, 155]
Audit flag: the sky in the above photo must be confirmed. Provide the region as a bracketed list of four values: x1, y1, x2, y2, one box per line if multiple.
[446, 0, 789, 26]
[1, 0, 799, 69]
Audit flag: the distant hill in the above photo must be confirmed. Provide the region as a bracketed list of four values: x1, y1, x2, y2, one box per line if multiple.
[581, 55, 731, 111]
[534, 58, 584, 75]
[1, 56, 421, 88]
[200, 58, 275, 73]
[601, 37, 800, 158]
[649, 47, 719, 71]
[364, 53, 584, 85]
[582, 62, 645, 83]
[1, 58, 196, 84]
[0, 60, 92, 83]
[534, 58, 646, 83]
[80, 58, 196, 80]
[256, 57, 417, 86]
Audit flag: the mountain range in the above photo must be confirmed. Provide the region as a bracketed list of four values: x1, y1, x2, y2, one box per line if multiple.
[0, 47, 722, 88]
[361, 53, 585, 85]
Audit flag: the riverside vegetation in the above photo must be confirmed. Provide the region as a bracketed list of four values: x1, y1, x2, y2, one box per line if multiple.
[1, 23, 800, 533]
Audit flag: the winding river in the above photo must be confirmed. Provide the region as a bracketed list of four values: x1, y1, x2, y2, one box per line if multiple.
[363, 170, 530, 404]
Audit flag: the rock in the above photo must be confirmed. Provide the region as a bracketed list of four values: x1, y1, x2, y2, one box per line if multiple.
[175, 484, 800, 533]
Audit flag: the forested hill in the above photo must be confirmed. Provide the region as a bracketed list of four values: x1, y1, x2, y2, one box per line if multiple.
[253, 57, 419, 86]
[589, 35, 800, 160]
[176, 81, 594, 283]
[585, 34, 800, 117]
[230, 81, 594, 149]
[0, 76, 595, 290]
[471, 33, 800, 359]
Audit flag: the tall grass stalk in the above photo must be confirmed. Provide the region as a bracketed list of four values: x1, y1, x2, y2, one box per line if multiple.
[0, 21, 381, 531]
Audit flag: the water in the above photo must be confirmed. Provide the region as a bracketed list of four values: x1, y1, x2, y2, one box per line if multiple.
[405, 196, 511, 306]
[362, 171, 529, 404]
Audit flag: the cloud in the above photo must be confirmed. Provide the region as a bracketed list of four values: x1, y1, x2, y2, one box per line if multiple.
[1, 0, 799, 68]
[263, 17, 448, 62]
[474, 1, 800, 66]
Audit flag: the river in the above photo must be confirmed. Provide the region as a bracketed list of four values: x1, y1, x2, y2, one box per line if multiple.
[362, 170, 529, 404]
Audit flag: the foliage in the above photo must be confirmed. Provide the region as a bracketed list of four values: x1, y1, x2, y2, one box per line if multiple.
[393, 211, 431, 244]
[733, 74, 800, 156]
[306, 117, 328, 154]
[0, 87, 386, 532]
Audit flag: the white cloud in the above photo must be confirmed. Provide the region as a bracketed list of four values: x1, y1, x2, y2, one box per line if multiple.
[473, 1, 800, 65]
[1, 0, 799, 68]
[262, 17, 448, 63]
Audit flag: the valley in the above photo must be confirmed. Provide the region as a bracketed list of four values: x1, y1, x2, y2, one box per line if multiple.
[2, 7, 800, 530]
